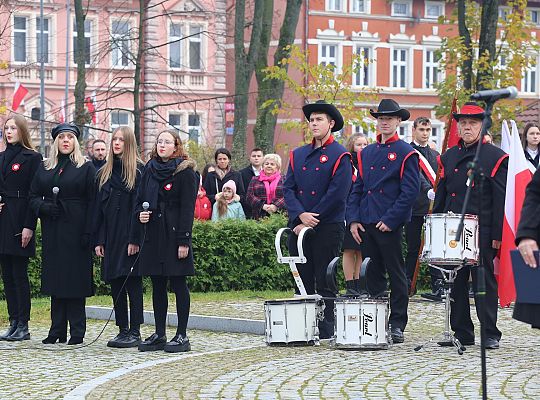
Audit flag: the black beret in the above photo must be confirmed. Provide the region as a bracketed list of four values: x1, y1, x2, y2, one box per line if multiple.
[51, 123, 81, 140]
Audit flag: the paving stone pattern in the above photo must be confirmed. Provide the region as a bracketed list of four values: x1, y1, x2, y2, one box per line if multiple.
[0, 301, 539, 399]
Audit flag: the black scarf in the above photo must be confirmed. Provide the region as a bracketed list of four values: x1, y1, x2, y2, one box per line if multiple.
[110, 157, 126, 191]
[139, 157, 183, 209]
[2, 143, 23, 176]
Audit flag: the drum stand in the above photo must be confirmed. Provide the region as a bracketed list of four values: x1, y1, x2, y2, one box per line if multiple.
[415, 263, 466, 355]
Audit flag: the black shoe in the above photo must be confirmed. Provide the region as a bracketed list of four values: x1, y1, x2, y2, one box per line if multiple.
[42, 335, 67, 344]
[164, 333, 191, 353]
[68, 336, 84, 345]
[107, 328, 129, 348]
[6, 322, 30, 341]
[344, 280, 360, 296]
[485, 337, 499, 349]
[391, 327, 404, 344]
[438, 337, 474, 347]
[109, 328, 141, 349]
[138, 333, 166, 352]
[0, 321, 18, 341]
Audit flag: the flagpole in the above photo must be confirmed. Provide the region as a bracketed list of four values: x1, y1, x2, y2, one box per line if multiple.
[39, 0, 45, 155]
[64, 0, 70, 122]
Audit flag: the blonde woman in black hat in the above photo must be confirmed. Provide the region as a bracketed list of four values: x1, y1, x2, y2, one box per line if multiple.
[29, 123, 96, 345]
[283, 100, 354, 339]
[347, 99, 420, 344]
[0, 114, 42, 341]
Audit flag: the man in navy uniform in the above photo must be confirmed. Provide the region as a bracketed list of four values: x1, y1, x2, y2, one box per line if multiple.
[348, 99, 420, 344]
[433, 102, 508, 350]
[284, 100, 353, 339]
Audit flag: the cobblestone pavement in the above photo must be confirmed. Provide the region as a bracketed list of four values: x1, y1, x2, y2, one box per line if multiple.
[0, 301, 539, 399]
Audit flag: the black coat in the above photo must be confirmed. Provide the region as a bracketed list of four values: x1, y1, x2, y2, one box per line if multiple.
[433, 141, 508, 247]
[410, 143, 439, 216]
[29, 160, 96, 298]
[513, 168, 540, 327]
[94, 163, 143, 282]
[137, 159, 198, 277]
[0, 148, 42, 257]
[239, 165, 257, 218]
[203, 169, 245, 204]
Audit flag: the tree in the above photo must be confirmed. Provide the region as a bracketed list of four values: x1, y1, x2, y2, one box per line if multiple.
[436, 0, 537, 132]
[73, 0, 90, 129]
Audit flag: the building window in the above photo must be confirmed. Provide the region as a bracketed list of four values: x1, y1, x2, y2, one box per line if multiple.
[36, 17, 50, 64]
[320, 43, 338, 71]
[522, 64, 537, 93]
[392, 48, 408, 88]
[351, 0, 366, 13]
[188, 25, 202, 70]
[424, 49, 441, 89]
[398, 124, 409, 140]
[13, 16, 27, 62]
[353, 46, 371, 87]
[528, 9, 540, 25]
[169, 113, 182, 132]
[111, 20, 131, 67]
[169, 23, 182, 68]
[110, 110, 130, 130]
[73, 19, 92, 65]
[326, 0, 343, 12]
[425, 1, 444, 19]
[392, 1, 412, 17]
[498, 7, 510, 22]
[188, 114, 201, 143]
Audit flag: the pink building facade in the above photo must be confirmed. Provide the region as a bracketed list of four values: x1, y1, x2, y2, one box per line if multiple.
[0, 0, 228, 156]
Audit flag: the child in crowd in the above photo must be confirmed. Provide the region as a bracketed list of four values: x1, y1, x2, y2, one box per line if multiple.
[211, 180, 246, 221]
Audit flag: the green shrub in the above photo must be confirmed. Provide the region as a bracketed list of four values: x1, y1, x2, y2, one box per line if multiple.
[0, 214, 430, 299]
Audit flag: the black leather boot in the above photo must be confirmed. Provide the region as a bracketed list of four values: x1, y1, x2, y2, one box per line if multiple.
[6, 322, 30, 341]
[138, 333, 166, 352]
[344, 280, 360, 296]
[109, 328, 141, 348]
[68, 336, 84, 345]
[164, 333, 191, 353]
[0, 321, 18, 341]
[107, 328, 129, 348]
[42, 334, 67, 344]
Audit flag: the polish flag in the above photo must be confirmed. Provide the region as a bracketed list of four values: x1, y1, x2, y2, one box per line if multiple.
[59, 98, 66, 123]
[498, 120, 533, 307]
[85, 90, 97, 124]
[445, 97, 460, 150]
[12, 80, 28, 111]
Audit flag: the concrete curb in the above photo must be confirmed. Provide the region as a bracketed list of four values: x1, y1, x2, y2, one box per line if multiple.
[85, 306, 265, 335]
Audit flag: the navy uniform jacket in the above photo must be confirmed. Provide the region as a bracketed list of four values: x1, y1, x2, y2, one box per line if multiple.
[347, 133, 420, 230]
[284, 135, 353, 227]
[411, 142, 439, 216]
[433, 140, 508, 247]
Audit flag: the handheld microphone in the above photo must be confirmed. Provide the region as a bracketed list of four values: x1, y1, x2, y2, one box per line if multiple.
[52, 187, 60, 205]
[470, 86, 518, 101]
[0, 195, 2, 203]
[142, 202, 150, 211]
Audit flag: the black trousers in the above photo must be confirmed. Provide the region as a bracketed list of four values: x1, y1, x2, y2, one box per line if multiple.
[0, 255, 31, 323]
[360, 224, 409, 331]
[49, 297, 86, 338]
[288, 223, 344, 337]
[151, 276, 190, 337]
[404, 216, 442, 290]
[450, 247, 501, 341]
[110, 276, 144, 329]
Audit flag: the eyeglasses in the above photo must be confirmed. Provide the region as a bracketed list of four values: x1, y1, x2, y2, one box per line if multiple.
[157, 139, 175, 145]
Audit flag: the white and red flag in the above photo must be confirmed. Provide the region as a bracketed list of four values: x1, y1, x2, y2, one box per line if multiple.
[12, 79, 28, 111]
[498, 120, 533, 307]
[59, 98, 66, 123]
[85, 90, 97, 124]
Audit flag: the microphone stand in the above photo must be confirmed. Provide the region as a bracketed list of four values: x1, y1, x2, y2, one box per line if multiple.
[454, 101, 493, 400]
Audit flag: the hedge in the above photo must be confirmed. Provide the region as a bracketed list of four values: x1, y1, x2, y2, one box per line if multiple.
[0, 214, 431, 298]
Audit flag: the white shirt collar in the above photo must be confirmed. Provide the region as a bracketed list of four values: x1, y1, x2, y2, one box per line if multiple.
[413, 140, 428, 148]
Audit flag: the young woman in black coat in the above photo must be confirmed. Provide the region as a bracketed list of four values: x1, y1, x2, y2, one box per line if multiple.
[29, 123, 95, 345]
[94, 126, 144, 348]
[137, 129, 198, 353]
[0, 115, 42, 341]
[203, 148, 245, 204]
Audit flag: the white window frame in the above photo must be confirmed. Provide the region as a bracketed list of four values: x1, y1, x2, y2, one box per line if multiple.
[398, 122, 412, 141]
[391, 0, 412, 17]
[188, 113, 202, 143]
[498, 7, 510, 22]
[350, 0, 369, 13]
[425, 1, 445, 19]
[111, 19, 131, 68]
[430, 122, 444, 149]
[319, 43, 341, 74]
[168, 112, 183, 132]
[528, 8, 540, 25]
[391, 48, 409, 89]
[353, 45, 373, 87]
[423, 48, 441, 89]
[13, 15, 28, 63]
[110, 110, 131, 130]
[187, 24, 203, 71]
[522, 63, 538, 94]
[169, 22, 182, 69]
[36, 16, 51, 65]
[73, 19, 92, 66]
[326, 0, 344, 12]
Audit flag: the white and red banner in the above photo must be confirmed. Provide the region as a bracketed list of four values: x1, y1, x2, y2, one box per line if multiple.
[498, 120, 533, 307]
[12, 80, 28, 111]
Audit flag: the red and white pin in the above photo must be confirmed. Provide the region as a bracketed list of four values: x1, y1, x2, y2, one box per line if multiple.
[387, 152, 397, 161]
[319, 155, 329, 164]
[164, 183, 173, 191]
[11, 163, 20, 172]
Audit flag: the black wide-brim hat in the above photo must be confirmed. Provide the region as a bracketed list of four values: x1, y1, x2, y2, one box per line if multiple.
[369, 99, 410, 121]
[452, 103, 485, 121]
[302, 100, 344, 132]
[51, 123, 81, 140]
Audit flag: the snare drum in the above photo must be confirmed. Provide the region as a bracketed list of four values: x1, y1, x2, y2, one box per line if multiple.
[264, 297, 325, 345]
[333, 298, 390, 350]
[422, 213, 479, 266]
